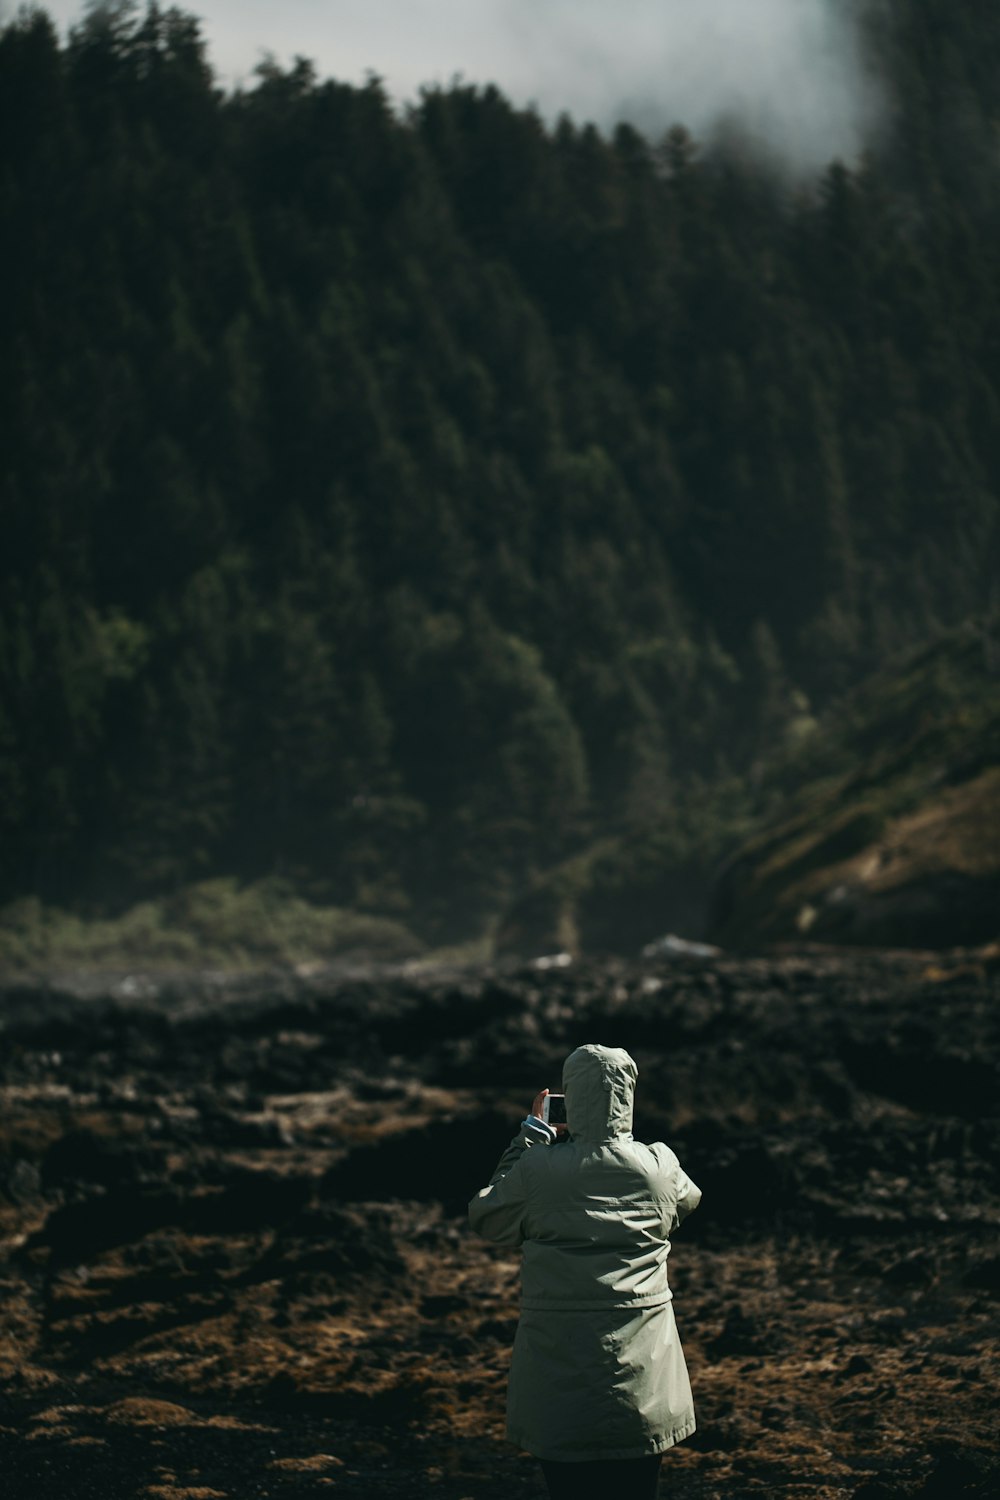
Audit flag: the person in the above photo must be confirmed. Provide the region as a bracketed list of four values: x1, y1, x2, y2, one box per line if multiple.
[468, 1043, 701, 1500]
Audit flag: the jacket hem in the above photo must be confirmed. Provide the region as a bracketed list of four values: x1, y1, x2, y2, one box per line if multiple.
[511, 1415, 697, 1463]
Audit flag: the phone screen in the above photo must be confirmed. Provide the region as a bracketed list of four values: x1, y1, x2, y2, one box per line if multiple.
[545, 1093, 567, 1126]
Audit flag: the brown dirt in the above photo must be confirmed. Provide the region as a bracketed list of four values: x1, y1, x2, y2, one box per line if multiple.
[1, 950, 998, 1498]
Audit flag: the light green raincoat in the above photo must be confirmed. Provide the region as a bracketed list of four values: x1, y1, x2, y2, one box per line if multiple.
[469, 1044, 701, 1463]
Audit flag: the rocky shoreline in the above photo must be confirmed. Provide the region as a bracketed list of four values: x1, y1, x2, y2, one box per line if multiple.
[2, 947, 998, 1498]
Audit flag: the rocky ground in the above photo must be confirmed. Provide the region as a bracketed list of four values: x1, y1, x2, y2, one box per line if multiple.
[1, 946, 999, 1500]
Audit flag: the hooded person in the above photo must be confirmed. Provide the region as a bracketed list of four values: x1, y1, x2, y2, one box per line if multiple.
[468, 1044, 701, 1500]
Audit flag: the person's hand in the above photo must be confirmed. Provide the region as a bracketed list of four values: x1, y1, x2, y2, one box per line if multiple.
[530, 1088, 568, 1139]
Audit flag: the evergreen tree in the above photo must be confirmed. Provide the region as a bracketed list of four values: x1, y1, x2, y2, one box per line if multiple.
[2, 3, 999, 941]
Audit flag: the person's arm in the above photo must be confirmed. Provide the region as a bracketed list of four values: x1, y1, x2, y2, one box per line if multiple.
[654, 1145, 702, 1234]
[467, 1090, 556, 1246]
[672, 1162, 702, 1229]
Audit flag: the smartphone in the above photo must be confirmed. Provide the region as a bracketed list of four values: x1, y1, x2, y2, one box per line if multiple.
[542, 1093, 566, 1126]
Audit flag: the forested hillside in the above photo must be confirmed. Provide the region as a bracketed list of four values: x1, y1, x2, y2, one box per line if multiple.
[2, 2, 999, 954]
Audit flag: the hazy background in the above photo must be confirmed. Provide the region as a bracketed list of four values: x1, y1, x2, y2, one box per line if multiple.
[35, 0, 883, 172]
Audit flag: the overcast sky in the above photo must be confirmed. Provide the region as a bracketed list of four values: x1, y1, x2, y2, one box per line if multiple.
[34, 1, 882, 174]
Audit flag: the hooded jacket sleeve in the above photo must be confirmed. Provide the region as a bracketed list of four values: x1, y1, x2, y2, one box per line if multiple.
[650, 1144, 702, 1235]
[669, 1162, 702, 1232]
[468, 1116, 555, 1246]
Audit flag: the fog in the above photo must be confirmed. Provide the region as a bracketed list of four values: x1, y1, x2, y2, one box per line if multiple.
[500, 0, 882, 172]
[36, 1, 882, 173]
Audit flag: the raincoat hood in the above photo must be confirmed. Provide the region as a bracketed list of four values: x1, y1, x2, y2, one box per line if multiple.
[563, 1043, 638, 1141]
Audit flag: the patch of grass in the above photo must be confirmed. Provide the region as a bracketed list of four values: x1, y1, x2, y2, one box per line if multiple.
[0, 878, 424, 974]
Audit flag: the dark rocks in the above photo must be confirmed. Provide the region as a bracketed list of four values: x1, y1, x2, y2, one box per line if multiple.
[3, 1159, 42, 1205]
[475, 1315, 518, 1342]
[321, 1108, 515, 1208]
[706, 1306, 775, 1358]
[41, 1130, 166, 1192]
[29, 1170, 314, 1265]
[262, 1203, 407, 1291]
[915, 1446, 1000, 1498]
[962, 1255, 1000, 1292]
[0, 947, 998, 1499]
[884, 1249, 935, 1286]
[31, 1187, 189, 1264]
[421, 1293, 472, 1317]
[688, 1414, 752, 1452]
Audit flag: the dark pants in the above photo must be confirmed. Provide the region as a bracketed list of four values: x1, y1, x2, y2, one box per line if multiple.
[539, 1454, 662, 1500]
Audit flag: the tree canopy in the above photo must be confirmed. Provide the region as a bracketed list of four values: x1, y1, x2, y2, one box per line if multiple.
[2, 2, 998, 943]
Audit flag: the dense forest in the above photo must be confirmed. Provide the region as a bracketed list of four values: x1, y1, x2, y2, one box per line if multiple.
[2, 1, 999, 952]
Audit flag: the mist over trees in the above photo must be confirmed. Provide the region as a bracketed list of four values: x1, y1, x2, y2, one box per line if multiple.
[2, 1, 999, 944]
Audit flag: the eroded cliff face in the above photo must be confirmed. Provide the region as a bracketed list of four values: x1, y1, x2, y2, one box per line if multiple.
[709, 767, 1000, 951]
[706, 626, 1000, 956]
[2, 949, 999, 1499]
